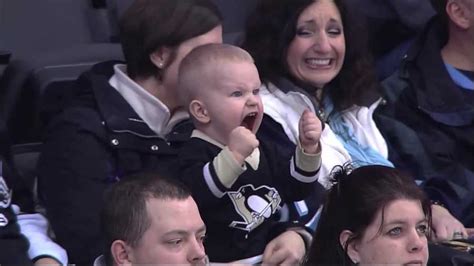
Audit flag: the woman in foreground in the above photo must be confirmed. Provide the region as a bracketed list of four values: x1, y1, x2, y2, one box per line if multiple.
[306, 165, 430, 265]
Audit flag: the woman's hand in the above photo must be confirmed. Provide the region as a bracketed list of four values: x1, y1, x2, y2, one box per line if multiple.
[430, 204, 468, 241]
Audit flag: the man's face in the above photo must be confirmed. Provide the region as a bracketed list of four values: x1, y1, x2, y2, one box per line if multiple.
[129, 197, 207, 265]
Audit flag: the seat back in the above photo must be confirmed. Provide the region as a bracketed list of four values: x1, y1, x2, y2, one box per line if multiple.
[0, 0, 93, 59]
[0, 43, 124, 143]
[8, 143, 42, 203]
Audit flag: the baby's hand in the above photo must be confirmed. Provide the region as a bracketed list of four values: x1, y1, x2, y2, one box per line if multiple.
[298, 109, 322, 154]
[228, 126, 259, 165]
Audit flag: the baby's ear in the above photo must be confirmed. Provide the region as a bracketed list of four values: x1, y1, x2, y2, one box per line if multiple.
[190, 100, 210, 124]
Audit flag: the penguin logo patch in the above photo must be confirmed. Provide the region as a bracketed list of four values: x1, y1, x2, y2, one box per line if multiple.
[227, 184, 281, 232]
[0, 177, 12, 209]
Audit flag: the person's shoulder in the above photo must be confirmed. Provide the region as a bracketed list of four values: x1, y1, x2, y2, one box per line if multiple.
[42, 105, 107, 149]
[49, 105, 104, 131]
[88, 60, 124, 78]
[380, 70, 410, 103]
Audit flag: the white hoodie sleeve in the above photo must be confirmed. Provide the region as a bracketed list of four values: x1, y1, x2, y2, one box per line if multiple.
[13, 205, 68, 265]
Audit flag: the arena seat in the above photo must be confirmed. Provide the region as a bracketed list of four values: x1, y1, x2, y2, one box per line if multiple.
[0, 43, 123, 144]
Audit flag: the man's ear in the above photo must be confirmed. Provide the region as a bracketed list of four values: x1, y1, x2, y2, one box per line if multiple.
[339, 230, 360, 264]
[150, 47, 172, 69]
[446, 0, 472, 29]
[189, 100, 210, 124]
[111, 240, 133, 266]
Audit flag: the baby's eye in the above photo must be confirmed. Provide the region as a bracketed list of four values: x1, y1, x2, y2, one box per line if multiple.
[388, 227, 402, 236]
[230, 91, 243, 97]
[253, 89, 260, 95]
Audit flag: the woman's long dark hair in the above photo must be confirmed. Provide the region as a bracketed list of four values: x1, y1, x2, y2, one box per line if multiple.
[242, 0, 379, 111]
[305, 165, 431, 265]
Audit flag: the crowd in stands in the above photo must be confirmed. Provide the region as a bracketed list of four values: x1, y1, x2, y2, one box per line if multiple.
[0, 0, 473, 265]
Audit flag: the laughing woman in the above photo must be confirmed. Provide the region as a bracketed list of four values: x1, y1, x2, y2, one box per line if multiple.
[242, 0, 389, 189]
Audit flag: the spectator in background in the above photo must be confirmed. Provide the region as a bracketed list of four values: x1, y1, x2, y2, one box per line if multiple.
[37, 0, 222, 263]
[345, 0, 435, 80]
[0, 119, 67, 265]
[99, 172, 207, 266]
[305, 165, 431, 265]
[375, 0, 474, 229]
[241, 0, 468, 240]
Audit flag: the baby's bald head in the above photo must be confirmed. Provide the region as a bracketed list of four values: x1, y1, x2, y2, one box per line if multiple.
[178, 43, 255, 109]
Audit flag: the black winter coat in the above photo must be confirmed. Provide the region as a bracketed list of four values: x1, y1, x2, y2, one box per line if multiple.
[374, 17, 474, 226]
[37, 61, 192, 264]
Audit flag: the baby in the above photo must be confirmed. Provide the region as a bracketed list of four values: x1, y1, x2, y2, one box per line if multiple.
[177, 43, 322, 263]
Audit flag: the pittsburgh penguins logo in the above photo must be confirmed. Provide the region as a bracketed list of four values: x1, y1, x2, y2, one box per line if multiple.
[227, 184, 281, 232]
[0, 177, 12, 209]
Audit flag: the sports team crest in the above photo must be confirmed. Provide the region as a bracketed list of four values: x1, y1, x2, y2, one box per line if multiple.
[227, 184, 281, 232]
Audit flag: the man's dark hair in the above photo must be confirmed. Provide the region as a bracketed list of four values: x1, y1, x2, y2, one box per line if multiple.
[101, 172, 191, 265]
[119, 0, 222, 80]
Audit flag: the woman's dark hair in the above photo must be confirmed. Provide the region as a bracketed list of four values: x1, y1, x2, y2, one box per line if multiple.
[119, 0, 222, 80]
[241, 0, 379, 111]
[305, 165, 431, 265]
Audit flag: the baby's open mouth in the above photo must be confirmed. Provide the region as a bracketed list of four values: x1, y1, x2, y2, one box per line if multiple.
[241, 112, 257, 131]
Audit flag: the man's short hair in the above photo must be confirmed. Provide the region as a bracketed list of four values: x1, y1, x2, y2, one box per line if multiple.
[178, 43, 255, 108]
[101, 172, 191, 264]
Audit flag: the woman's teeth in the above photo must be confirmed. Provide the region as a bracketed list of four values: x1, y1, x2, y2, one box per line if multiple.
[306, 58, 331, 66]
